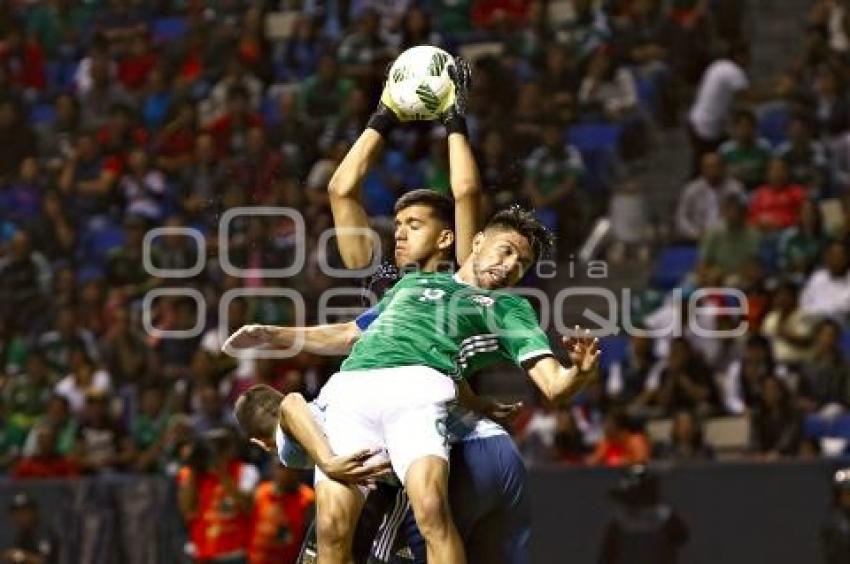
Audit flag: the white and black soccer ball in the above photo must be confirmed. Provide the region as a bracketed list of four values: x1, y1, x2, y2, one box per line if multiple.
[384, 45, 456, 121]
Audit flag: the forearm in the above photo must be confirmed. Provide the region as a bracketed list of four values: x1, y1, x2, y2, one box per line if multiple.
[448, 132, 482, 264]
[528, 357, 593, 405]
[280, 392, 335, 467]
[266, 323, 358, 356]
[328, 128, 385, 269]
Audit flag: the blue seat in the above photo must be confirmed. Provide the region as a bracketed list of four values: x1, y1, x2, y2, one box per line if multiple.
[758, 105, 790, 148]
[152, 17, 188, 43]
[30, 103, 56, 125]
[599, 335, 629, 372]
[78, 221, 125, 266]
[650, 245, 699, 290]
[567, 123, 622, 153]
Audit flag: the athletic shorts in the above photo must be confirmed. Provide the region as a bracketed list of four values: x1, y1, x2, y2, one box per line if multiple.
[373, 434, 531, 564]
[314, 365, 457, 488]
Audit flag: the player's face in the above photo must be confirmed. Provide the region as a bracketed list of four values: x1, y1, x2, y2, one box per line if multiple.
[394, 205, 452, 268]
[471, 229, 534, 289]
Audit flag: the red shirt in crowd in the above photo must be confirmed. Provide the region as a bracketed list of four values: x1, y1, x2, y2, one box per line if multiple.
[471, 0, 529, 29]
[118, 54, 159, 90]
[0, 39, 46, 91]
[177, 462, 256, 561]
[207, 113, 264, 157]
[587, 432, 651, 467]
[248, 481, 315, 564]
[747, 183, 807, 230]
[12, 456, 78, 478]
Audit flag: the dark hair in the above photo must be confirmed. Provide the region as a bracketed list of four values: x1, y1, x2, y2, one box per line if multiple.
[484, 206, 555, 261]
[394, 189, 454, 228]
[233, 384, 283, 440]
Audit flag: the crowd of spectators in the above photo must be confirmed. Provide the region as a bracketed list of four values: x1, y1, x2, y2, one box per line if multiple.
[516, 0, 850, 469]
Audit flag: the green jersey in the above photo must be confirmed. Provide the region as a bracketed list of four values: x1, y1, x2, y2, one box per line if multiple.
[342, 272, 552, 378]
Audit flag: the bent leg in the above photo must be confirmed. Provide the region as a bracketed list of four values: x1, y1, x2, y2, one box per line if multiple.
[315, 478, 365, 564]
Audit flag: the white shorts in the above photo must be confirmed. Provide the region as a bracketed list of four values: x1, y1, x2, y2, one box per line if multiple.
[314, 365, 457, 489]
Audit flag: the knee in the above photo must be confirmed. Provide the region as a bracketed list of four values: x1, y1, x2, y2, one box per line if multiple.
[316, 507, 349, 549]
[410, 491, 452, 537]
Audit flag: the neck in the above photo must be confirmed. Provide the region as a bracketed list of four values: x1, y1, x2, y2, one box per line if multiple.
[456, 261, 477, 286]
[417, 253, 451, 273]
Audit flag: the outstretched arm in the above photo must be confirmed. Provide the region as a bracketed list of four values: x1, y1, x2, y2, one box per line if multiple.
[526, 332, 600, 405]
[223, 322, 361, 356]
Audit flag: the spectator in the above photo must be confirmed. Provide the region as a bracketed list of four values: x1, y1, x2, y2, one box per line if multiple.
[72, 390, 135, 473]
[297, 54, 355, 131]
[228, 126, 288, 206]
[399, 6, 444, 50]
[100, 306, 153, 388]
[537, 45, 579, 124]
[632, 338, 719, 418]
[823, 467, 850, 564]
[1, 493, 59, 564]
[54, 346, 111, 415]
[177, 428, 259, 564]
[0, 401, 25, 472]
[599, 465, 689, 564]
[810, 65, 849, 138]
[777, 199, 827, 282]
[719, 110, 773, 190]
[688, 43, 751, 172]
[119, 148, 170, 222]
[57, 132, 114, 224]
[654, 410, 714, 461]
[37, 307, 99, 375]
[605, 335, 663, 404]
[523, 122, 584, 253]
[676, 152, 745, 242]
[117, 32, 158, 92]
[760, 281, 815, 369]
[0, 97, 37, 184]
[798, 319, 850, 413]
[207, 85, 264, 158]
[0, 25, 47, 96]
[751, 375, 802, 458]
[721, 335, 775, 414]
[775, 114, 829, 195]
[478, 128, 522, 210]
[3, 352, 56, 432]
[139, 66, 172, 131]
[552, 407, 588, 464]
[337, 8, 391, 80]
[191, 385, 238, 435]
[154, 99, 198, 174]
[104, 214, 161, 300]
[152, 296, 202, 382]
[699, 194, 762, 284]
[77, 53, 133, 130]
[800, 240, 850, 322]
[178, 132, 227, 224]
[248, 463, 315, 564]
[25, 189, 76, 263]
[207, 56, 264, 123]
[0, 157, 44, 226]
[748, 158, 808, 232]
[36, 93, 80, 171]
[12, 425, 78, 478]
[132, 385, 172, 473]
[21, 395, 77, 459]
[273, 15, 322, 83]
[586, 409, 650, 467]
[0, 232, 51, 333]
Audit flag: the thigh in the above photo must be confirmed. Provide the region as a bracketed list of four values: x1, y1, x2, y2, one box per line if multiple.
[384, 402, 450, 485]
[315, 479, 366, 538]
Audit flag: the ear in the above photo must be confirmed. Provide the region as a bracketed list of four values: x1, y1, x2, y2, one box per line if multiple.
[437, 228, 455, 251]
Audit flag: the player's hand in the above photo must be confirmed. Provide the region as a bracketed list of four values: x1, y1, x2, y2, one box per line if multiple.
[562, 326, 600, 381]
[319, 449, 393, 484]
[221, 324, 276, 354]
[485, 400, 523, 426]
[442, 55, 472, 120]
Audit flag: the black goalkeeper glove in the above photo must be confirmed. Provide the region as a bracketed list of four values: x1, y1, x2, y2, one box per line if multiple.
[441, 56, 472, 136]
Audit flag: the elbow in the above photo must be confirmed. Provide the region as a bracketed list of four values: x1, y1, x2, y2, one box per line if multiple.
[453, 179, 481, 201]
[280, 392, 307, 425]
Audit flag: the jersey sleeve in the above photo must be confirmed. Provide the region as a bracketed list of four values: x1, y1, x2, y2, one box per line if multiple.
[493, 297, 553, 365]
[354, 305, 380, 332]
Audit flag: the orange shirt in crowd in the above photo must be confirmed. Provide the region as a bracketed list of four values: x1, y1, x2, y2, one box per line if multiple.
[177, 461, 256, 561]
[248, 481, 315, 564]
[587, 432, 651, 467]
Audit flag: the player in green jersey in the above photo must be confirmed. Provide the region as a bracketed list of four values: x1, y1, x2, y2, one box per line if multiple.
[229, 207, 600, 564]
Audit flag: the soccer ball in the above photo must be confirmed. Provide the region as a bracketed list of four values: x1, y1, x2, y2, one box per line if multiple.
[384, 45, 456, 121]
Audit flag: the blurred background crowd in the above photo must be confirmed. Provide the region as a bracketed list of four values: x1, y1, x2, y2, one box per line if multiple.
[2, 0, 850, 561]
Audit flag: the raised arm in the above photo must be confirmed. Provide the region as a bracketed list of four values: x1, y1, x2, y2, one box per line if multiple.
[327, 128, 386, 269]
[222, 321, 361, 356]
[526, 333, 600, 405]
[443, 57, 482, 264]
